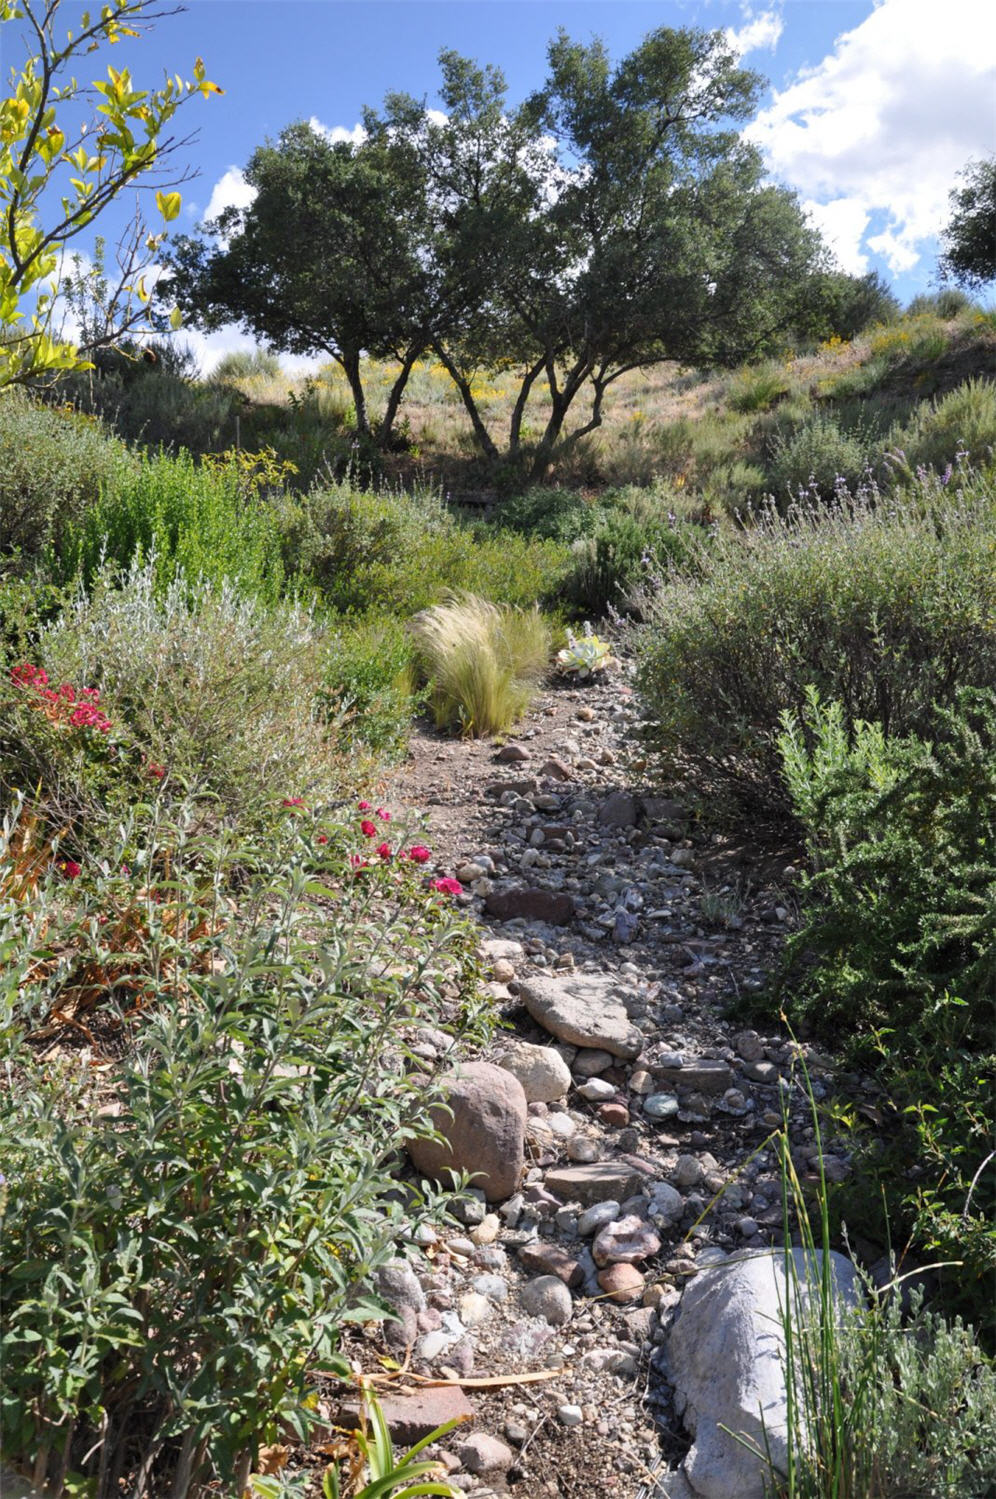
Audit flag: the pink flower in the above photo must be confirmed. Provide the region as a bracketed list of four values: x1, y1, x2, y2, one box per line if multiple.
[80, 687, 100, 703]
[349, 854, 369, 870]
[146, 762, 166, 780]
[59, 683, 75, 702]
[408, 845, 431, 864]
[376, 807, 391, 822]
[376, 842, 392, 860]
[360, 820, 377, 837]
[281, 797, 304, 807]
[10, 662, 36, 685]
[358, 800, 372, 811]
[60, 859, 81, 880]
[430, 877, 463, 896]
[34, 668, 49, 686]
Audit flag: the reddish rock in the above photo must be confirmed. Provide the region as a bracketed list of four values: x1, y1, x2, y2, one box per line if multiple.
[541, 756, 573, 781]
[408, 1061, 527, 1202]
[597, 1263, 645, 1303]
[598, 1102, 630, 1129]
[518, 1241, 583, 1287]
[592, 1214, 662, 1268]
[484, 888, 576, 925]
[334, 1384, 476, 1445]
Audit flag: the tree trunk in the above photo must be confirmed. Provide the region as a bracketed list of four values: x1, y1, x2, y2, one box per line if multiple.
[341, 349, 369, 436]
[527, 358, 594, 482]
[508, 357, 545, 452]
[431, 343, 500, 460]
[377, 343, 422, 447]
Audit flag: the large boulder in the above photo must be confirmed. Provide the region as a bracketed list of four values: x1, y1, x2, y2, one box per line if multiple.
[518, 972, 644, 1060]
[664, 1248, 861, 1499]
[408, 1060, 527, 1202]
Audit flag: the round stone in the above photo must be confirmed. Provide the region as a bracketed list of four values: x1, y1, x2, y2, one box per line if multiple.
[520, 1274, 574, 1326]
[557, 1404, 584, 1427]
[643, 1093, 680, 1120]
[597, 1263, 645, 1304]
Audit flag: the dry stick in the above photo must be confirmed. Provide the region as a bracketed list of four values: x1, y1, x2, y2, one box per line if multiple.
[317, 1368, 563, 1391]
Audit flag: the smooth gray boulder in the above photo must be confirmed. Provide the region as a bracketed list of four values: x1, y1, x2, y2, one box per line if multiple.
[519, 972, 643, 1060]
[664, 1248, 861, 1499]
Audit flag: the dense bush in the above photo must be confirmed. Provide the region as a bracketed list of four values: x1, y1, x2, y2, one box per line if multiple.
[32, 561, 341, 832]
[319, 616, 420, 763]
[0, 800, 490, 1497]
[766, 410, 881, 502]
[56, 448, 286, 601]
[889, 377, 996, 475]
[0, 395, 131, 563]
[559, 491, 708, 616]
[777, 688, 996, 1340]
[281, 479, 569, 615]
[631, 472, 996, 812]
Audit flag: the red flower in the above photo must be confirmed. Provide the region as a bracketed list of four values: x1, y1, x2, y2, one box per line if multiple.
[281, 797, 304, 807]
[34, 668, 49, 686]
[358, 800, 372, 811]
[408, 845, 431, 864]
[376, 842, 392, 860]
[349, 854, 369, 869]
[10, 662, 36, 684]
[376, 807, 391, 822]
[430, 877, 463, 896]
[360, 820, 377, 837]
[60, 859, 81, 880]
[316, 834, 329, 845]
[146, 762, 166, 780]
[80, 687, 100, 703]
[59, 683, 75, 702]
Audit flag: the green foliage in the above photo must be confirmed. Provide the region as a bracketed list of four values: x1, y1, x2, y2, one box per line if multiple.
[316, 1386, 464, 1499]
[497, 487, 609, 543]
[889, 377, 996, 475]
[0, 394, 131, 562]
[214, 346, 283, 381]
[777, 687, 996, 1340]
[767, 411, 880, 503]
[34, 561, 341, 832]
[56, 448, 286, 601]
[0, 800, 490, 1496]
[561, 492, 707, 616]
[412, 593, 550, 736]
[631, 473, 996, 811]
[727, 363, 793, 414]
[319, 617, 419, 763]
[806, 268, 902, 342]
[765, 1071, 996, 1498]
[281, 479, 569, 616]
[939, 155, 996, 290]
[0, 0, 219, 387]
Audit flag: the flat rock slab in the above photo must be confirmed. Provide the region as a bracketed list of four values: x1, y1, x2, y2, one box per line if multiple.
[519, 973, 644, 1060]
[653, 1059, 735, 1095]
[485, 887, 576, 925]
[334, 1384, 476, 1446]
[666, 1248, 861, 1499]
[546, 1159, 655, 1206]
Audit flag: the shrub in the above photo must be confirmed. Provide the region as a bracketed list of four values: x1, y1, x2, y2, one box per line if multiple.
[560, 492, 708, 617]
[727, 363, 792, 414]
[213, 347, 282, 381]
[890, 377, 996, 475]
[56, 448, 286, 602]
[281, 480, 569, 616]
[0, 800, 490, 1497]
[631, 472, 996, 812]
[775, 687, 996, 1336]
[767, 411, 880, 502]
[319, 616, 419, 763]
[412, 593, 550, 736]
[0, 394, 130, 563]
[34, 561, 341, 831]
[496, 487, 609, 542]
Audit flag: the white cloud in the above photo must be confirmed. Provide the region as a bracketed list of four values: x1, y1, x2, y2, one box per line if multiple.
[726, 8, 784, 58]
[205, 166, 256, 224]
[308, 116, 367, 146]
[748, 0, 996, 278]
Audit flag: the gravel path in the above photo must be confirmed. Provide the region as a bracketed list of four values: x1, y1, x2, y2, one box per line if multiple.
[355, 658, 847, 1499]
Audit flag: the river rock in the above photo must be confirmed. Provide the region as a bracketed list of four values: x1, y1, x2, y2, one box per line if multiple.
[666, 1249, 861, 1499]
[520, 1274, 574, 1326]
[519, 973, 643, 1060]
[496, 1041, 572, 1103]
[407, 1061, 527, 1202]
[485, 887, 576, 925]
[545, 1159, 653, 1206]
[653, 1059, 735, 1095]
[592, 1215, 662, 1267]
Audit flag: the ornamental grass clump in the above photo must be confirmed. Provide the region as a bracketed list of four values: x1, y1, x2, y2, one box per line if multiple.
[412, 593, 550, 736]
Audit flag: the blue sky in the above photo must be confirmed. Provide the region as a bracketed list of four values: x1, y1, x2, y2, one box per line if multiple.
[15, 0, 996, 370]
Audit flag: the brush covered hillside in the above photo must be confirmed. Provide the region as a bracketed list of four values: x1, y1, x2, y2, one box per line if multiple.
[2, 295, 996, 1497]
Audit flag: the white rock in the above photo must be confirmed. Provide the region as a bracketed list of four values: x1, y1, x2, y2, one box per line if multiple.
[578, 1078, 617, 1102]
[496, 1041, 572, 1103]
[667, 1249, 861, 1499]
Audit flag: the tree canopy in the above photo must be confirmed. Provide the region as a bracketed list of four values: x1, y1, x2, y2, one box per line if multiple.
[169, 25, 827, 477]
[939, 156, 996, 290]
